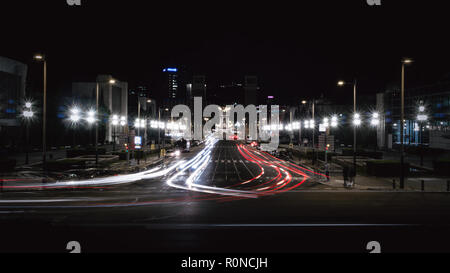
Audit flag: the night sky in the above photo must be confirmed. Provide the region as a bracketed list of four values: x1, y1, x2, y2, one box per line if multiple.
[1, 0, 450, 105]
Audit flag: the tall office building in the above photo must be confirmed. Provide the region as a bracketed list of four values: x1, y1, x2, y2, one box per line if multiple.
[72, 75, 128, 143]
[162, 67, 187, 108]
[378, 80, 450, 150]
[129, 85, 151, 117]
[163, 68, 179, 100]
[0, 56, 28, 146]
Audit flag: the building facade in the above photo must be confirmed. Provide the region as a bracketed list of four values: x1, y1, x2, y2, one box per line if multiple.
[0, 56, 28, 147]
[378, 80, 450, 150]
[71, 75, 128, 143]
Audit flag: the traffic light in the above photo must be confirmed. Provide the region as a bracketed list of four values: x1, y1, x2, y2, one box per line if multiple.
[124, 143, 129, 153]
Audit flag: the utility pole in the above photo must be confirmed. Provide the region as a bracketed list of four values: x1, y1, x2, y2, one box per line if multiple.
[353, 80, 357, 173]
[312, 99, 315, 165]
[400, 58, 413, 189]
[95, 83, 99, 167]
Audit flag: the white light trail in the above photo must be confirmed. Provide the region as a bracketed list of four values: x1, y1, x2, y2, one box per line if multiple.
[166, 136, 257, 198]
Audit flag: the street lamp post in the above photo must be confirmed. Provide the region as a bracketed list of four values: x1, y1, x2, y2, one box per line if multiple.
[300, 100, 308, 149]
[119, 116, 129, 165]
[23, 102, 34, 165]
[95, 78, 116, 167]
[95, 83, 99, 167]
[134, 117, 146, 166]
[163, 108, 169, 153]
[417, 104, 428, 166]
[400, 58, 413, 189]
[34, 54, 47, 170]
[111, 115, 119, 152]
[338, 79, 358, 174]
[312, 99, 315, 163]
[371, 112, 380, 151]
[158, 108, 161, 158]
[323, 117, 329, 165]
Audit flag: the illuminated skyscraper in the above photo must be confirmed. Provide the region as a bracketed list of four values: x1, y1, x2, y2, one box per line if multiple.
[163, 67, 179, 100]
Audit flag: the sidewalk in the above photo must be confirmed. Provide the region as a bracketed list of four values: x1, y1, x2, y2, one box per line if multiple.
[317, 175, 450, 192]
[291, 156, 450, 192]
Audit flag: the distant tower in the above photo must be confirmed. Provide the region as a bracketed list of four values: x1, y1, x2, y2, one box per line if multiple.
[186, 83, 193, 109]
[163, 67, 179, 106]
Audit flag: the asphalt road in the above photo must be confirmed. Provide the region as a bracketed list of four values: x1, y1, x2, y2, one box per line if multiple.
[1, 140, 450, 253]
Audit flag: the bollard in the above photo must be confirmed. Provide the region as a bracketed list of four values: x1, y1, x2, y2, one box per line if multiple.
[421, 180, 425, 192]
[393, 179, 396, 190]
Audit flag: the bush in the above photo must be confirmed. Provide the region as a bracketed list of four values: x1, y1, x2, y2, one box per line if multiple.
[396, 145, 446, 157]
[291, 149, 335, 161]
[0, 159, 16, 172]
[433, 159, 450, 176]
[135, 151, 145, 160]
[366, 160, 410, 177]
[341, 148, 383, 159]
[112, 151, 132, 160]
[67, 148, 107, 158]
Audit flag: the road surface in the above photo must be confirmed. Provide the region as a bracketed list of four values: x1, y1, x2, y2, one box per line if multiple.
[1, 140, 450, 253]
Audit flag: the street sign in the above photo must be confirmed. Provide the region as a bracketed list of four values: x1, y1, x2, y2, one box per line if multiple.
[135, 136, 142, 150]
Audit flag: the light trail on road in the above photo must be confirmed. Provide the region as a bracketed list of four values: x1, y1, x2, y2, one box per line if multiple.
[0, 163, 182, 190]
[0, 140, 325, 208]
[166, 137, 258, 198]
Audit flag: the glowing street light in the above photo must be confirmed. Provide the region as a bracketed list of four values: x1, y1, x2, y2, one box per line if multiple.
[403, 58, 413, 64]
[111, 115, 119, 126]
[353, 113, 362, 127]
[86, 110, 96, 124]
[34, 53, 48, 168]
[135, 119, 142, 128]
[417, 114, 428, 122]
[111, 114, 121, 151]
[323, 117, 330, 128]
[331, 115, 338, 128]
[22, 101, 35, 165]
[134, 119, 147, 129]
[69, 107, 81, 123]
[70, 113, 81, 123]
[120, 116, 127, 127]
[68, 107, 82, 148]
[371, 112, 380, 127]
[23, 104, 34, 119]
